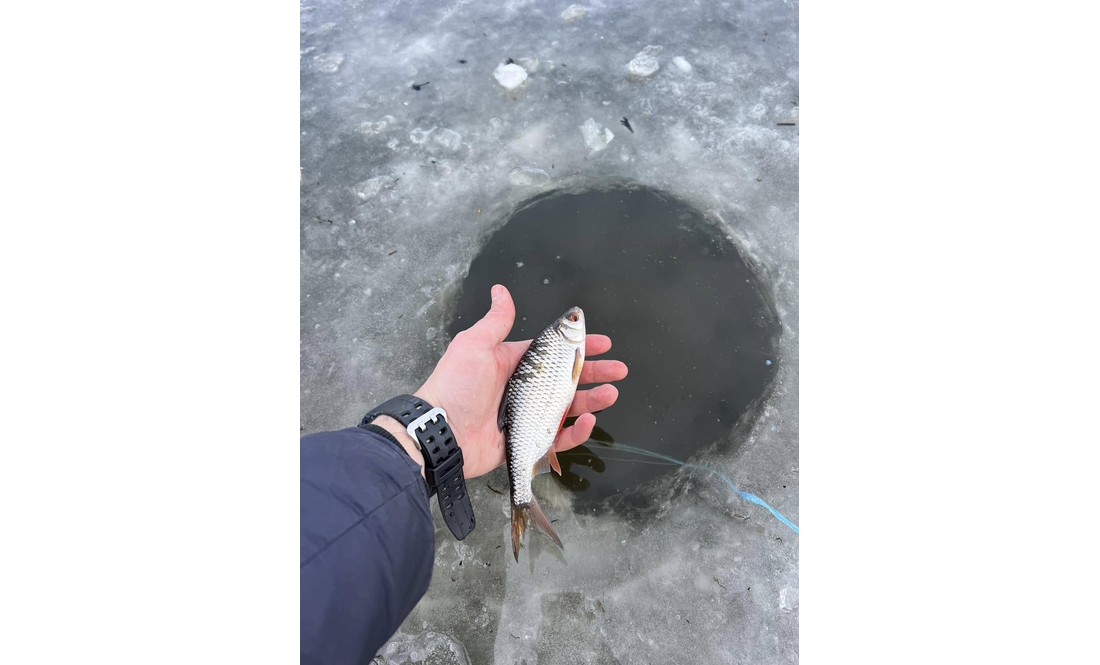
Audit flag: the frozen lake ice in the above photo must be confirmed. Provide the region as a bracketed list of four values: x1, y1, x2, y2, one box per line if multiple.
[301, 1, 799, 662]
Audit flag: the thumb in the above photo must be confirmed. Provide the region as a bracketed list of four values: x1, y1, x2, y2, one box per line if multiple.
[469, 284, 515, 346]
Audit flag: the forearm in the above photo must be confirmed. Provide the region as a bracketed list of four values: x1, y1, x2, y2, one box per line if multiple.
[368, 415, 426, 479]
[300, 428, 435, 663]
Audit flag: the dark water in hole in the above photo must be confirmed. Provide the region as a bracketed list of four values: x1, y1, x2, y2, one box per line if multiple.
[448, 186, 781, 512]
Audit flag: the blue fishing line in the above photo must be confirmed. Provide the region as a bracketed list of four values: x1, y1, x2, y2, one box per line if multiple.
[593, 441, 800, 535]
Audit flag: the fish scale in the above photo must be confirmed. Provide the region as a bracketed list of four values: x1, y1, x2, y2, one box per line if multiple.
[499, 306, 586, 561]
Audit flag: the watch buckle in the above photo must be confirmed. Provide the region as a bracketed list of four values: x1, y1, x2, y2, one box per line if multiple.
[406, 406, 447, 440]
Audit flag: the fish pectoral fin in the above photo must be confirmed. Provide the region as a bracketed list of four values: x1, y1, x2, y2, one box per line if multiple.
[572, 347, 584, 384]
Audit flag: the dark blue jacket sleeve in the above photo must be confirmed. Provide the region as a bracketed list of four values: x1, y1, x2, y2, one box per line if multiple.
[300, 427, 435, 664]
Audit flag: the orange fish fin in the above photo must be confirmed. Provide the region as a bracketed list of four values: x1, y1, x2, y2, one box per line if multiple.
[531, 447, 562, 477]
[572, 346, 584, 384]
[528, 496, 564, 551]
[510, 503, 529, 562]
[547, 447, 562, 475]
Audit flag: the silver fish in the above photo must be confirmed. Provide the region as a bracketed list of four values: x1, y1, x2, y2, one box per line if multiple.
[498, 306, 586, 562]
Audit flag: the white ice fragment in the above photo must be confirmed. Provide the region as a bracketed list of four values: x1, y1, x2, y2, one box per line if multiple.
[358, 115, 395, 135]
[348, 219, 356, 225]
[561, 4, 587, 22]
[433, 128, 463, 151]
[493, 63, 528, 90]
[311, 52, 344, 73]
[517, 57, 540, 74]
[580, 118, 614, 152]
[508, 166, 551, 186]
[627, 45, 662, 78]
[672, 56, 692, 74]
[780, 587, 799, 611]
[515, 262, 524, 268]
[409, 127, 435, 144]
[353, 175, 395, 201]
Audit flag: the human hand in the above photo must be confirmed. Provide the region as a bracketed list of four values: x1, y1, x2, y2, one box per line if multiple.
[413, 284, 628, 479]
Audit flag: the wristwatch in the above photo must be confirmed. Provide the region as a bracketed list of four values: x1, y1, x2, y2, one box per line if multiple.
[358, 394, 476, 540]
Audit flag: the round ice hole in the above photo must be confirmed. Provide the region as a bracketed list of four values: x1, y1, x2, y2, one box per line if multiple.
[447, 186, 780, 512]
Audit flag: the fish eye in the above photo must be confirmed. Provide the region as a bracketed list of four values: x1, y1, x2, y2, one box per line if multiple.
[569, 313, 579, 322]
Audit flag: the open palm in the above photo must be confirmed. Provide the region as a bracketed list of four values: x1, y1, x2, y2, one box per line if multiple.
[415, 285, 628, 479]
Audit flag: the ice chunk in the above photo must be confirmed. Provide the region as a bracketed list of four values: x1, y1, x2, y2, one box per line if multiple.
[517, 57, 540, 73]
[493, 63, 528, 90]
[561, 4, 587, 22]
[580, 118, 614, 152]
[672, 56, 692, 74]
[508, 166, 551, 186]
[409, 127, 435, 144]
[358, 115, 395, 135]
[353, 175, 395, 202]
[311, 52, 344, 74]
[375, 630, 470, 665]
[433, 128, 463, 151]
[626, 45, 662, 78]
[779, 587, 799, 612]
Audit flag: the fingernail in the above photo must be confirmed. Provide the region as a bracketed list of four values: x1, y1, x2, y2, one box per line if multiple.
[492, 285, 503, 301]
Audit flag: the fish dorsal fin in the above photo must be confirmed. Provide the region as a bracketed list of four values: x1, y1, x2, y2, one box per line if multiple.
[497, 385, 508, 432]
[532, 447, 563, 477]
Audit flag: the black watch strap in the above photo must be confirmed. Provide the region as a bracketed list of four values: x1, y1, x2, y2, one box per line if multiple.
[357, 395, 475, 540]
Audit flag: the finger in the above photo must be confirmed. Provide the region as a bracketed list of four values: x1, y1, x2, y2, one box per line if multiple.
[578, 359, 628, 385]
[567, 384, 619, 417]
[468, 284, 515, 346]
[584, 334, 612, 357]
[554, 413, 595, 453]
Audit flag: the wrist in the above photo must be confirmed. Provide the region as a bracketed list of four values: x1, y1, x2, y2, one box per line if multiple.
[371, 415, 426, 479]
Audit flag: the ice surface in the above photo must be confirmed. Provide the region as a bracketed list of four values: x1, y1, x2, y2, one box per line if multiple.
[561, 4, 587, 23]
[493, 63, 528, 90]
[373, 630, 470, 665]
[301, 0, 799, 662]
[580, 118, 614, 153]
[626, 45, 663, 78]
[508, 166, 551, 187]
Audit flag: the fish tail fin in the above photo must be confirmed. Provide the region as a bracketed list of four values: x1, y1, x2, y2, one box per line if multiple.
[510, 503, 530, 562]
[528, 496, 564, 551]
